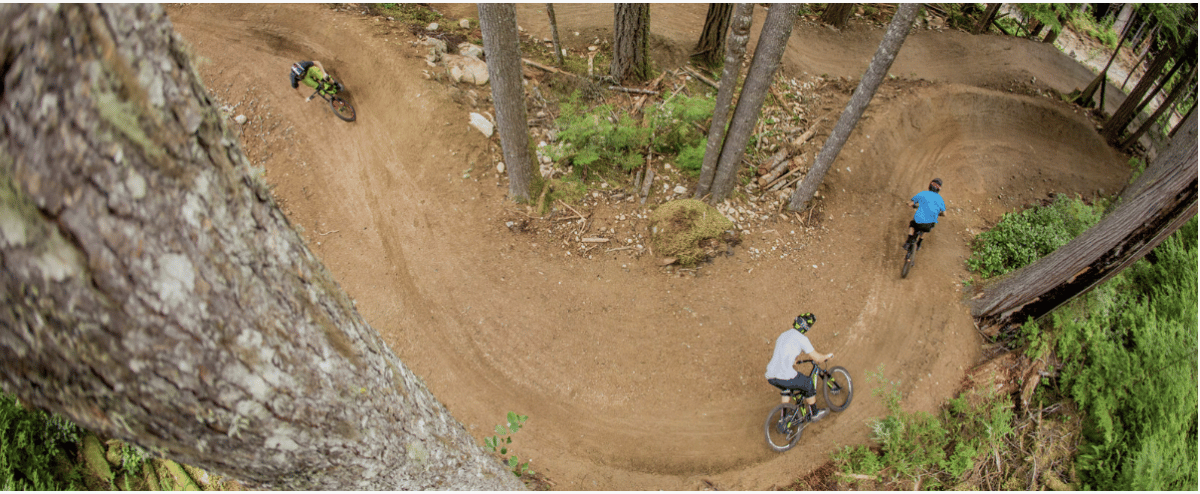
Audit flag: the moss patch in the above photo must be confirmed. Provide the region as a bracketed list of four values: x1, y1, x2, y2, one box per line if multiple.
[647, 199, 735, 267]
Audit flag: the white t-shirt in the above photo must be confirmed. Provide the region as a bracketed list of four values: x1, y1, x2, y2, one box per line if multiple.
[765, 329, 815, 380]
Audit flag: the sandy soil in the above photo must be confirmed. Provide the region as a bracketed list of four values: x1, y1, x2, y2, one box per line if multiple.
[165, 4, 1133, 490]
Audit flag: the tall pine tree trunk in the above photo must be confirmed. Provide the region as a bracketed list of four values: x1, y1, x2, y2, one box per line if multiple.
[708, 3, 797, 203]
[1120, 64, 1197, 151]
[789, 3, 920, 211]
[611, 3, 650, 83]
[692, 3, 733, 67]
[820, 3, 856, 30]
[0, 4, 521, 490]
[972, 113, 1197, 334]
[973, 3, 1002, 35]
[694, 3, 754, 201]
[1074, 17, 1136, 108]
[480, 3, 535, 202]
[1103, 38, 1180, 144]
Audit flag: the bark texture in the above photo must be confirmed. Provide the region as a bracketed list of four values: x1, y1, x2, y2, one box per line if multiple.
[973, 3, 1001, 35]
[611, 3, 651, 83]
[0, 4, 521, 490]
[971, 113, 1197, 332]
[480, 4, 534, 202]
[1103, 38, 1179, 144]
[693, 3, 753, 201]
[707, 3, 797, 203]
[692, 3, 733, 67]
[820, 3, 855, 30]
[789, 3, 919, 211]
[1120, 64, 1196, 152]
[546, 3, 564, 67]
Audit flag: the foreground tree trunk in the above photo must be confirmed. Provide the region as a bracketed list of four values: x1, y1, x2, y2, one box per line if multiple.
[708, 3, 797, 203]
[694, 3, 754, 201]
[789, 3, 920, 210]
[0, 4, 521, 490]
[611, 3, 651, 83]
[820, 3, 855, 30]
[480, 3, 535, 202]
[971, 112, 1197, 334]
[692, 3, 733, 67]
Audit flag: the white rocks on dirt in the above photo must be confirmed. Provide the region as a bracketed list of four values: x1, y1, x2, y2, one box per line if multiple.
[426, 22, 439, 31]
[234, 114, 247, 124]
[458, 42, 483, 59]
[496, 162, 505, 174]
[469, 112, 493, 137]
[445, 54, 489, 85]
[458, 18, 471, 29]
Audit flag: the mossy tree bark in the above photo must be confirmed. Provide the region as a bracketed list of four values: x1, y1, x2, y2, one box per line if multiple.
[789, 3, 919, 211]
[480, 3, 535, 202]
[611, 3, 651, 84]
[970, 113, 1197, 335]
[0, 4, 522, 490]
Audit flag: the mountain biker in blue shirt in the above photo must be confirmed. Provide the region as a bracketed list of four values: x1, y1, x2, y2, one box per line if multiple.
[905, 178, 946, 251]
[765, 313, 834, 422]
[289, 60, 335, 101]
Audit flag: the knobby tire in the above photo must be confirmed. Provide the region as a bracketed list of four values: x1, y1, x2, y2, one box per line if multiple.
[764, 403, 805, 452]
[822, 366, 854, 412]
[901, 241, 916, 278]
[330, 95, 356, 122]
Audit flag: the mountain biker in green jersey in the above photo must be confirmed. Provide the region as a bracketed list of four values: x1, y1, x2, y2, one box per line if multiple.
[765, 313, 834, 422]
[904, 178, 946, 251]
[290, 60, 336, 101]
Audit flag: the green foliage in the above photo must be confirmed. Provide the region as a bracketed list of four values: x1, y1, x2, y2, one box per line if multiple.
[373, 3, 443, 24]
[838, 369, 1015, 488]
[967, 194, 1105, 278]
[674, 143, 706, 176]
[644, 94, 714, 156]
[1015, 3, 1068, 38]
[549, 94, 649, 177]
[484, 412, 534, 478]
[0, 393, 85, 490]
[1052, 217, 1198, 490]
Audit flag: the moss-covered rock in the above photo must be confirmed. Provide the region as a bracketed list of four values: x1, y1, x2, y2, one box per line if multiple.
[648, 199, 735, 267]
[153, 458, 201, 490]
[81, 433, 114, 490]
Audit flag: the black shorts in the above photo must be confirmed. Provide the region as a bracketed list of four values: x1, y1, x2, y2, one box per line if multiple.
[909, 220, 935, 233]
[767, 376, 815, 398]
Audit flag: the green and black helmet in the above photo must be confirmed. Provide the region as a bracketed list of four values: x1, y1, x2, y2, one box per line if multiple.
[793, 313, 816, 333]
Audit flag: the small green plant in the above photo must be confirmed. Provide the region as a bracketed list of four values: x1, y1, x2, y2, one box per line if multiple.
[484, 412, 534, 477]
[1, 393, 85, 490]
[644, 94, 714, 156]
[548, 93, 649, 178]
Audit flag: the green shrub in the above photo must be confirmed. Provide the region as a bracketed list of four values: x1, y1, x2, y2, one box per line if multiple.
[674, 143, 706, 176]
[548, 94, 649, 177]
[967, 194, 1105, 278]
[644, 94, 714, 156]
[1, 393, 85, 490]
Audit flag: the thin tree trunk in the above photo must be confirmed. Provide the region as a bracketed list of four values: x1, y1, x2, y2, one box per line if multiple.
[1121, 27, 1157, 91]
[1043, 11, 1067, 44]
[1104, 39, 1181, 144]
[708, 3, 798, 203]
[694, 3, 754, 200]
[546, 3, 565, 66]
[1075, 17, 1136, 108]
[1113, 3, 1135, 38]
[789, 3, 920, 211]
[0, 4, 521, 490]
[820, 3, 856, 30]
[611, 3, 651, 83]
[481, 3, 535, 202]
[1169, 105, 1195, 138]
[973, 3, 1002, 35]
[1120, 64, 1197, 151]
[972, 113, 1197, 334]
[692, 3, 733, 67]
[1127, 58, 1187, 129]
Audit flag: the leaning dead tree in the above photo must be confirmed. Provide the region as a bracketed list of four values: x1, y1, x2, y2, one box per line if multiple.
[970, 112, 1197, 335]
[0, 4, 521, 490]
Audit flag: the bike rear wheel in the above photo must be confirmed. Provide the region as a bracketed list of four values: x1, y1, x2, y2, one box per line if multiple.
[822, 366, 854, 412]
[764, 403, 805, 452]
[329, 95, 356, 122]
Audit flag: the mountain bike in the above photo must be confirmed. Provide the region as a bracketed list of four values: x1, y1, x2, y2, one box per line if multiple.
[901, 230, 926, 279]
[764, 359, 854, 452]
[307, 76, 356, 122]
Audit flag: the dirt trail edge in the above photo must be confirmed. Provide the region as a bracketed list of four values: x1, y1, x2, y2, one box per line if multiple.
[166, 4, 1131, 490]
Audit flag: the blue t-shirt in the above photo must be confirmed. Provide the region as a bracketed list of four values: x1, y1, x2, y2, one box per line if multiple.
[912, 190, 946, 224]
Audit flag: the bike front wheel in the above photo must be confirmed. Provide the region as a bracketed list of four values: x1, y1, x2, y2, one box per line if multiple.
[901, 242, 915, 278]
[822, 366, 854, 412]
[764, 403, 805, 452]
[330, 95, 356, 122]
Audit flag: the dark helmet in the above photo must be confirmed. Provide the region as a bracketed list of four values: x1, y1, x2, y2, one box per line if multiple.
[930, 178, 943, 192]
[793, 313, 816, 333]
[291, 62, 305, 78]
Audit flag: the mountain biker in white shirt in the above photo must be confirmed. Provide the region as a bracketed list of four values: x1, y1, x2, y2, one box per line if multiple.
[765, 313, 834, 422]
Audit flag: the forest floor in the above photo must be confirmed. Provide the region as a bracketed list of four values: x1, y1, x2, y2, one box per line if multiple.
[166, 4, 1139, 490]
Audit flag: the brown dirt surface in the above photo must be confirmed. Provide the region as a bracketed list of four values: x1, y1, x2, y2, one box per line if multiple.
[165, 4, 1134, 490]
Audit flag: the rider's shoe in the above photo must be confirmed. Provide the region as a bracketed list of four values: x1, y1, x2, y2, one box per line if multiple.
[902, 242, 912, 252]
[810, 408, 830, 422]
